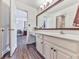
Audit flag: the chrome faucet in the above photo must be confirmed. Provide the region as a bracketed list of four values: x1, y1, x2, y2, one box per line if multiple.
[60, 30, 64, 34]
[42, 20, 46, 28]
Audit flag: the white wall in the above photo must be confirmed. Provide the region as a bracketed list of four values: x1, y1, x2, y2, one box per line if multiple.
[0, 1, 3, 58]
[2, 0, 10, 56]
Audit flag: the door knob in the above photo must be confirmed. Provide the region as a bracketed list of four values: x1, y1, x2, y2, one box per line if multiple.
[2, 29, 4, 32]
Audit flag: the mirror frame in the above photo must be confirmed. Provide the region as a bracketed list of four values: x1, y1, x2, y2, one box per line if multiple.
[36, 0, 79, 30]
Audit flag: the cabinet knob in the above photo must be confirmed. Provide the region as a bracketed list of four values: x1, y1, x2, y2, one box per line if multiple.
[51, 48, 53, 50]
[54, 49, 56, 52]
[2, 29, 4, 32]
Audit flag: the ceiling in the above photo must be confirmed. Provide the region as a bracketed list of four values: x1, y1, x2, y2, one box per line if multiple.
[17, 0, 46, 9]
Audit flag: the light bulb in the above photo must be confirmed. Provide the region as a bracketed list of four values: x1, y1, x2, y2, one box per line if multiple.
[40, 5, 44, 10]
[49, 0, 53, 3]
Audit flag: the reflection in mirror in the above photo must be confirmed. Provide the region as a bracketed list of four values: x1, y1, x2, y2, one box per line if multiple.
[56, 15, 65, 28]
[36, 0, 79, 30]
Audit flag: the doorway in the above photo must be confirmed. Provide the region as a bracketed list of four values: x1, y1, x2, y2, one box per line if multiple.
[15, 9, 28, 46]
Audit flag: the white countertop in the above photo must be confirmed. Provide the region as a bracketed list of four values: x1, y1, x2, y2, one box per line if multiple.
[35, 30, 79, 42]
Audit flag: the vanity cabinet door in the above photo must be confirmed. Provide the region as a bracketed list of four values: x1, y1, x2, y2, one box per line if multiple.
[44, 42, 51, 59]
[37, 41, 43, 54]
[50, 49, 54, 59]
[36, 34, 43, 55]
[50, 48, 72, 59]
[56, 50, 72, 59]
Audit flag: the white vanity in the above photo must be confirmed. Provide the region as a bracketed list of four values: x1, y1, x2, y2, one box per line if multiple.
[35, 0, 79, 59]
[35, 31, 79, 59]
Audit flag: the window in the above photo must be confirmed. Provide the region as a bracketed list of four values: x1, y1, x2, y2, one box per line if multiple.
[16, 9, 28, 31]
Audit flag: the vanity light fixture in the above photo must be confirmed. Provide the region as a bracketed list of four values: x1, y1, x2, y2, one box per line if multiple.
[40, 0, 53, 10]
[40, 5, 44, 10]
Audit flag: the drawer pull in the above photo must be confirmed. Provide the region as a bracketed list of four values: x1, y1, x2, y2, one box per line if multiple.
[51, 48, 53, 50]
[54, 49, 56, 52]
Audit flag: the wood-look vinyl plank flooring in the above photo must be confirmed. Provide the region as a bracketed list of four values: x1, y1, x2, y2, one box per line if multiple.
[3, 36, 44, 59]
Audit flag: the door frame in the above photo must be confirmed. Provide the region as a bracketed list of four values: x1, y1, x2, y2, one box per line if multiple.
[9, 3, 28, 56]
[15, 8, 28, 37]
[9, 0, 17, 56]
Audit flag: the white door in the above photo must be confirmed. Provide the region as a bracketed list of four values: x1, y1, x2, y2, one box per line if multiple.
[10, 0, 17, 56]
[2, 0, 10, 56]
[0, 1, 3, 57]
[0, 0, 10, 58]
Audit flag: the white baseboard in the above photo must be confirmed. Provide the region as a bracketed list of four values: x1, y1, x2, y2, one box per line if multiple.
[2, 46, 10, 56]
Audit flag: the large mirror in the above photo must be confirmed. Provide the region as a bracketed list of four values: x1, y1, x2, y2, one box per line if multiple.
[36, 0, 79, 30]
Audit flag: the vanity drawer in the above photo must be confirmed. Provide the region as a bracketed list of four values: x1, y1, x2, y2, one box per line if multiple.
[44, 35, 79, 53]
